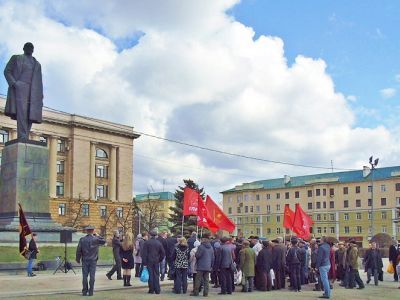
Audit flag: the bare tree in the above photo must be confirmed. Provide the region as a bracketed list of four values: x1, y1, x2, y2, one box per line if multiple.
[133, 196, 164, 232]
[64, 195, 86, 229]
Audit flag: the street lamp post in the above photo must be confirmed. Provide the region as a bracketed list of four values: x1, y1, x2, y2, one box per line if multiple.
[369, 156, 379, 237]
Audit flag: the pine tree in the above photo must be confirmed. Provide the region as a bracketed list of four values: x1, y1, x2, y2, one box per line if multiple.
[168, 179, 205, 237]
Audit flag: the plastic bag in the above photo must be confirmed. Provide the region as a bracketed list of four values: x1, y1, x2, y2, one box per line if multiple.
[140, 266, 149, 282]
[234, 270, 242, 285]
[387, 263, 394, 274]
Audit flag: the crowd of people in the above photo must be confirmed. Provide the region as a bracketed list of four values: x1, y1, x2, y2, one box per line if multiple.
[101, 229, 400, 299]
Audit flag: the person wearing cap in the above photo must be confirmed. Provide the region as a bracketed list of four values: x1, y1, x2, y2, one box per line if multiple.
[219, 237, 234, 295]
[255, 240, 272, 291]
[134, 233, 145, 277]
[347, 240, 364, 290]
[286, 237, 301, 292]
[106, 230, 123, 280]
[335, 242, 346, 283]
[76, 225, 106, 297]
[316, 237, 331, 299]
[172, 237, 190, 294]
[364, 241, 383, 286]
[240, 240, 256, 292]
[141, 230, 166, 294]
[271, 237, 286, 290]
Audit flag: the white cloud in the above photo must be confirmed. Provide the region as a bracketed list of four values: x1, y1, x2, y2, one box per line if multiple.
[346, 95, 357, 102]
[395, 74, 400, 82]
[0, 0, 398, 200]
[380, 88, 396, 99]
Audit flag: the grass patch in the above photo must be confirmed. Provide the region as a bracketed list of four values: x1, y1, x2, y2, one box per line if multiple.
[0, 246, 113, 263]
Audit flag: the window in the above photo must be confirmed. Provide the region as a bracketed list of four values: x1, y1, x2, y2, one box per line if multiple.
[56, 160, 65, 174]
[396, 183, 400, 192]
[237, 195, 242, 202]
[256, 194, 260, 201]
[100, 205, 107, 217]
[368, 185, 372, 192]
[96, 185, 107, 199]
[381, 198, 387, 206]
[381, 185, 386, 192]
[329, 188, 334, 196]
[256, 205, 260, 213]
[237, 218, 242, 224]
[244, 195, 248, 201]
[276, 215, 281, 222]
[344, 226, 350, 234]
[227, 196, 232, 203]
[82, 204, 89, 216]
[285, 192, 289, 199]
[316, 202, 321, 209]
[295, 191, 300, 198]
[344, 200, 349, 208]
[250, 206, 254, 213]
[96, 165, 108, 178]
[56, 181, 64, 196]
[316, 214, 321, 221]
[255, 216, 261, 223]
[267, 228, 271, 234]
[266, 216, 270, 222]
[308, 190, 312, 197]
[276, 204, 281, 211]
[323, 202, 326, 209]
[356, 199, 361, 208]
[368, 211, 372, 220]
[276, 228, 281, 234]
[397, 197, 400, 206]
[237, 207, 241, 213]
[228, 207, 232, 214]
[330, 214, 335, 221]
[356, 213, 361, 220]
[308, 202, 313, 210]
[0, 129, 9, 144]
[368, 198, 372, 206]
[356, 186, 361, 193]
[323, 227, 327, 234]
[323, 189, 326, 196]
[39, 136, 47, 144]
[276, 193, 280, 199]
[256, 228, 260, 235]
[316, 189, 321, 196]
[343, 187, 348, 194]
[58, 203, 66, 216]
[266, 193, 271, 200]
[266, 205, 271, 213]
[344, 213, 349, 220]
[356, 226, 362, 234]
[382, 226, 387, 233]
[317, 227, 322, 234]
[244, 206, 248, 213]
[323, 214, 327, 220]
[381, 211, 387, 220]
[96, 148, 108, 158]
[57, 139, 66, 152]
[329, 201, 334, 209]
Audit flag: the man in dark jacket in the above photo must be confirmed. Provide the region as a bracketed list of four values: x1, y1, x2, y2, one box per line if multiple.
[286, 237, 301, 292]
[106, 230, 122, 280]
[191, 234, 215, 297]
[166, 234, 179, 280]
[219, 237, 234, 295]
[76, 226, 106, 297]
[316, 237, 331, 299]
[157, 231, 168, 281]
[297, 240, 307, 285]
[364, 242, 383, 285]
[389, 239, 399, 282]
[27, 233, 39, 277]
[272, 237, 286, 289]
[142, 230, 166, 294]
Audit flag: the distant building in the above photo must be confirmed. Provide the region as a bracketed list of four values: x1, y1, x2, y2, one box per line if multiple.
[0, 96, 140, 238]
[135, 192, 176, 232]
[222, 166, 400, 247]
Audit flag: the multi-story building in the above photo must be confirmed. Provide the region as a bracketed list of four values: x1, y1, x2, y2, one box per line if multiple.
[222, 166, 400, 247]
[135, 192, 176, 232]
[0, 96, 140, 238]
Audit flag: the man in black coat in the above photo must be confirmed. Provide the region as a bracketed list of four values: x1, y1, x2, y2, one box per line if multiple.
[389, 239, 399, 282]
[286, 237, 301, 292]
[157, 232, 168, 281]
[106, 230, 122, 280]
[364, 242, 383, 285]
[166, 234, 179, 280]
[272, 237, 286, 289]
[142, 230, 166, 294]
[297, 241, 307, 285]
[219, 237, 234, 295]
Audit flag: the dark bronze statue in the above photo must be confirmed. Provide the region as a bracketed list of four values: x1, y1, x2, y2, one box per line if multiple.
[3, 42, 43, 141]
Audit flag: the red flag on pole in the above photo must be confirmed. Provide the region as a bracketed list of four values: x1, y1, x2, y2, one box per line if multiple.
[18, 203, 32, 257]
[197, 196, 219, 233]
[283, 204, 295, 230]
[205, 195, 235, 233]
[183, 187, 199, 216]
[292, 203, 314, 240]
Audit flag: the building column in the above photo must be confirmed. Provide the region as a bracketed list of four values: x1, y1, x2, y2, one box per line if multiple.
[109, 145, 117, 201]
[335, 212, 340, 240]
[89, 142, 96, 200]
[48, 136, 58, 198]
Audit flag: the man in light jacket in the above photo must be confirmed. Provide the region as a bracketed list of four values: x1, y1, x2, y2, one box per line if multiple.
[316, 237, 331, 299]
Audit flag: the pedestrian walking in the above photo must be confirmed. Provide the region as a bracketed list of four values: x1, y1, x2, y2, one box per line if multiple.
[172, 237, 190, 294]
[27, 233, 39, 277]
[389, 239, 400, 282]
[347, 240, 365, 290]
[364, 242, 383, 286]
[76, 225, 106, 297]
[120, 232, 135, 287]
[240, 240, 255, 292]
[106, 230, 123, 280]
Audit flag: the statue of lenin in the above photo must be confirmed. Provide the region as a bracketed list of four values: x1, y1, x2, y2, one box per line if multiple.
[3, 42, 43, 141]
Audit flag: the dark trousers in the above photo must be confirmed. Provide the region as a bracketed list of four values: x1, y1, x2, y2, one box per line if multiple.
[348, 268, 364, 288]
[211, 270, 220, 286]
[393, 262, 399, 281]
[273, 267, 285, 289]
[220, 268, 233, 294]
[300, 264, 306, 285]
[174, 268, 188, 293]
[82, 260, 97, 295]
[107, 257, 122, 279]
[135, 263, 143, 277]
[289, 264, 301, 291]
[148, 263, 161, 294]
[194, 271, 210, 296]
[367, 268, 378, 285]
[167, 259, 175, 279]
[243, 276, 254, 292]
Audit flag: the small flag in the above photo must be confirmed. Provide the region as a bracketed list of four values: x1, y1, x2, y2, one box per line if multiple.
[18, 203, 32, 257]
[205, 195, 235, 233]
[183, 187, 200, 216]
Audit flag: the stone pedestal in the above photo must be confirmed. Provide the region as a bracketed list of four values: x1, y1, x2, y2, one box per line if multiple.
[0, 140, 68, 243]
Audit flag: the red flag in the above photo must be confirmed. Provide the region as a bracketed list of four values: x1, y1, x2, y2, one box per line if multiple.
[292, 203, 314, 240]
[183, 187, 199, 216]
[18, 204, 32, 256]
[283, 204, 295, 230]
[205, 195, 236, 233]
[197, 196, 219, 233]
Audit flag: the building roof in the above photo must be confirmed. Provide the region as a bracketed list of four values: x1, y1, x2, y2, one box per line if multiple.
[135, 192, 176, 202]
[221, 166, 400, 193]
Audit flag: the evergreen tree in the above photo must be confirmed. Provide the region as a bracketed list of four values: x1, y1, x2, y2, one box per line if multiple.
[168, 179, 206, 237]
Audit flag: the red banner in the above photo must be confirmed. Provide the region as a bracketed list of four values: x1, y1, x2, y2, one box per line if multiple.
[197, 196, 219, 233]
[283, 204, 295, 230]
[18, 203, 32, 256]
[205, 195, 235, 233]
[183, 187, 199, 216]
[292, 203, 313, 240]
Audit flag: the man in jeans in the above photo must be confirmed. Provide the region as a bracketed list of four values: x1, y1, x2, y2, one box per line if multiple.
[27, 233, 39, 277]
[316, 237, 331, 299]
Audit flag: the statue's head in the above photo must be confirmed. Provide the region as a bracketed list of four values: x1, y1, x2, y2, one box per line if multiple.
[23, 42, 34, 55]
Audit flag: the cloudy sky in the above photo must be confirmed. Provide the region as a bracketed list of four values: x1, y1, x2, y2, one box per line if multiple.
[0, 0, 399, 201]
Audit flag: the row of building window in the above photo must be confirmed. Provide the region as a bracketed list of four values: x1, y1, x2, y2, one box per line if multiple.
[56, 181, 108, 199]
[58, 203, 124, 217]
[228, 183, 400, 203]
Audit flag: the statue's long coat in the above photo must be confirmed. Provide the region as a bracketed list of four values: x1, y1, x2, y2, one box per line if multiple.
[3, 54, 43, 123]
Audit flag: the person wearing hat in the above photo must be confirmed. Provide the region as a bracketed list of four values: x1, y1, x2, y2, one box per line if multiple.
[335, 242, 346, 284]
[347, 240, 364, 290]
[106, 230, 123, 280]
[271, 237, 286, 290]
[286, 237, 301, 292]
[76, 225, 106, 297]
[219, 237, 234, 294]
[141, 230, 166, 294]
[255, 240, 272, 291]
[240, 240, 256, 292]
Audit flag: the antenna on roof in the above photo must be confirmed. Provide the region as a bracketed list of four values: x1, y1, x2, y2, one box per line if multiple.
[331, 160, 334, 173]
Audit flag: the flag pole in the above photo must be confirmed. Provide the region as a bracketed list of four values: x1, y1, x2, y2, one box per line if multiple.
[181, 214, 184, 236]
